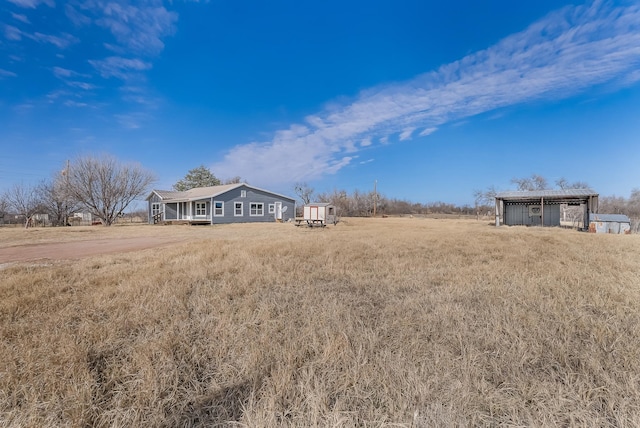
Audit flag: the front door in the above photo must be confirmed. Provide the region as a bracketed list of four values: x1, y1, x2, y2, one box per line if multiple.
[275, 202, 282, 220]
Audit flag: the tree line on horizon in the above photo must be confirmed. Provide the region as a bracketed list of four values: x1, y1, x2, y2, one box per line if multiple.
[296, 174, 640, 230]
[1, 157, 638, 230]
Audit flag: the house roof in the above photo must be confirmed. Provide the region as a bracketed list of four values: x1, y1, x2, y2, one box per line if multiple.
[495, 189, 598, 200]
[589, 213, 631, 223]
[147, 183, 295, 202]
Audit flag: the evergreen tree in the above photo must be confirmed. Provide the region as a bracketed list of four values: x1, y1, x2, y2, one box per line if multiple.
[173, 165, 221, 191]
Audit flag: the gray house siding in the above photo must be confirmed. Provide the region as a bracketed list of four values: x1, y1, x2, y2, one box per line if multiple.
[212, 185, 295, 224]
[165, 203, 178, 220]
[190, 200, 211, 221]
[147, 184, 295, 224]
[148, 193, 162, 223]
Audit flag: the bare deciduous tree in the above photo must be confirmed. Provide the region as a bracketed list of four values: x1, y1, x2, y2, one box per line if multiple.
[598, 195, 627, 214]
[4, 183, 43, 228]
[66, 155, 156, 226]
[38, 173, 79, 226]
[511, 174, 548, 191]
[473, 185, 497, 219]
[223, 176, 244, 185]
[294, 182, 315, 205]
[627, 188, 640, 233]
[555, 177, 590, 189]
[0, 195, 9, 224]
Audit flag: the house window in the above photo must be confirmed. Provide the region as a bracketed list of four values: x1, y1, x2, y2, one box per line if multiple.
[268, 203, 275, 214]
[250, 203, 263, 216]
[234, 202, 243, 216]
[195, 202, 207, 216]
[151, 203, 161, 216]
[214, 201, 224, 216]
[241, 190, 247, 198]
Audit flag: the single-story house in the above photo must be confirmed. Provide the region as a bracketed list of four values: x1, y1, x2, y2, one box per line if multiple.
[146, 183, 296, 225]
[588, 213, 631, 234]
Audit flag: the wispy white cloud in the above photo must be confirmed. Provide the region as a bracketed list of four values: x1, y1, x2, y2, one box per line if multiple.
[213, 1, 640, 187]
[67, 81, 96, 90]
[27, 32, 79, 49]
[4, 24, 22, 41]
[6, 0, 54, 8]
[67, 1, 177, 59]
[95, 2, 178, 56]
[46, 90, 70, 102]
[419, 127, 437, 137]
[11, 13, 30, 24]
[6, 0, 179, 123]
[399, 127, 416, 141]
[53, 66, 75, 78]
[88, 56, 151, 79]
[64, 100, 89, 108]
[360, 137, 372, 147]
[0, 69, 18, 78]
[115, 111, 150, 129]
[65, 4, 91, 26]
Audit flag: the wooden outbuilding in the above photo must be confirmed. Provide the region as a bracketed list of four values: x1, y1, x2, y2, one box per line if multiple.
[296, 203, 337, 227]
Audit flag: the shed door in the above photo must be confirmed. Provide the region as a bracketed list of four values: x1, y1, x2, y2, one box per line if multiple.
[310, 206, 318, 220]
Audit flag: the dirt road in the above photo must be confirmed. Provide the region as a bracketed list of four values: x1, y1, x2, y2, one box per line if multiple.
[0, 236, 188, 264]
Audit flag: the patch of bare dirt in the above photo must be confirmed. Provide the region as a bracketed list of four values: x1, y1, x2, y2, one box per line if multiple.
[0, 236, 189, 265]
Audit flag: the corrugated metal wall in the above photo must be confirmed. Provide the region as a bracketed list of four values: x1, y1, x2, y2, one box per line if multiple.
[504, 203, 560, 226]
[590, 221, 631, 234]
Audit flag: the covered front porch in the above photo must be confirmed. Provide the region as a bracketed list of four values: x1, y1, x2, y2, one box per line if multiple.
[161, 200, 213, 224]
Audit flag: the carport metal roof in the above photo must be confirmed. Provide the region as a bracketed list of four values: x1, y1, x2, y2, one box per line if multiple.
[495, 189, 598, 200]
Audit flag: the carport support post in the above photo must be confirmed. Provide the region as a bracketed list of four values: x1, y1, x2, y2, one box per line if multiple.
[495, 198, 500, 227]
[541, 197, 544, 227]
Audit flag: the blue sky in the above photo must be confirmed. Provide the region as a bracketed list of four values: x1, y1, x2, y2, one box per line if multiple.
[1, 0, 639, 206]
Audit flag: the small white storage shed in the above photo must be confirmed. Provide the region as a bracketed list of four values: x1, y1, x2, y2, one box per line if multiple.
[301, 203, 337, 226]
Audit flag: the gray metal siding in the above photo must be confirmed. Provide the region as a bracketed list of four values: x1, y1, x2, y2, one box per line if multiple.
[212, 185, 295, 224]
[543, 205, 560, 226]
[505, 203, 560, 226]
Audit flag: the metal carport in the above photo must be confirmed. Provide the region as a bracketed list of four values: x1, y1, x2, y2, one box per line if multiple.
[495, 189, 599, 228]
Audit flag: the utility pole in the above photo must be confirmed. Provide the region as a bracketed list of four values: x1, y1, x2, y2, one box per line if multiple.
[64, 160, 70, 226]
[373, 179, 377, 217]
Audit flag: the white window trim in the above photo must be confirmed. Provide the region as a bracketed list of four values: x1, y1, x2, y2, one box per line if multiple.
[241, 190, 247, 198]
[268, 203, 275, 214]
[195, 202, 207, 217]
[151, 202, 161, 216]
[213, 200, 224, 217]
[234, 201, 243, 217]
[250, 202, 264, 216]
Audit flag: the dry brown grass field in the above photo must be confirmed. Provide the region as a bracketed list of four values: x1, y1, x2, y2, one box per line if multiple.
[1, 218, 639, 427]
